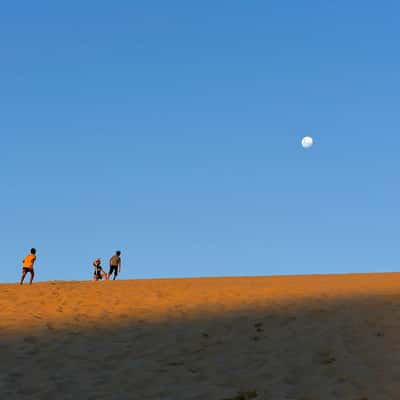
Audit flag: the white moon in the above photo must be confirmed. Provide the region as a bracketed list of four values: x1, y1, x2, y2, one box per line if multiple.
[301, 136, 313, 148]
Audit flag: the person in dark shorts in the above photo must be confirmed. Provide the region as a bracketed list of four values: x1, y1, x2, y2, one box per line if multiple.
[20, 248, 37, 285]
[93, 258, 108, 281]
[109, 251, 121, 280]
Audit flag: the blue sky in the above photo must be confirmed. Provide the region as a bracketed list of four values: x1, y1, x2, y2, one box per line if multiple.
[1, 1, 400, 283]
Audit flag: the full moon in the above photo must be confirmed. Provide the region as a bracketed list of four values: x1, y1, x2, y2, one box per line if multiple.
[301, 136, 313, 149]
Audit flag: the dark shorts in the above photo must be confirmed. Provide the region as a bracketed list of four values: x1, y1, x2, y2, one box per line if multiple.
[22, 267, 34, 273]
[109, 265, 118, 276]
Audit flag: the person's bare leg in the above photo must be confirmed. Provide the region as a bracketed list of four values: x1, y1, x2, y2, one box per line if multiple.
[29, 270, 34, 284]
[20, 271, 27, 285]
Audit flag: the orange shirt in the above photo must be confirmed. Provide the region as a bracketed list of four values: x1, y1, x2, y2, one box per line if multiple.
[23, 254, 36, 269]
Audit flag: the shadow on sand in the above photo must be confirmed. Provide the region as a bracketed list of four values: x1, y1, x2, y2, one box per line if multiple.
[1, 289, 399, 399]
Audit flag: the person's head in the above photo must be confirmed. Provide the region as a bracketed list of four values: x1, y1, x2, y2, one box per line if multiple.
[31, 248, 36, 255]
[116, 251, 121, 256]
[95, 258, 101, 265]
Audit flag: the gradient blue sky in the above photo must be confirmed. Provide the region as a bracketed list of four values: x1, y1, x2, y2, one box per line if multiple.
[2, 1, 400, 283]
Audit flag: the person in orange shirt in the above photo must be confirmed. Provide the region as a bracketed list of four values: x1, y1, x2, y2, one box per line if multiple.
[20, 248, 37, 285]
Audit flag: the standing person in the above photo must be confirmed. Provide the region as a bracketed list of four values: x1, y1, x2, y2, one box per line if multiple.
[93, 258, 108, 281]
[20, 248, 37, 285]
[109, 251, 121, 280]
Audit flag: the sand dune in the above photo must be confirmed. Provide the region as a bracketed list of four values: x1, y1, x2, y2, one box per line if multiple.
[1, 273, 400, 399]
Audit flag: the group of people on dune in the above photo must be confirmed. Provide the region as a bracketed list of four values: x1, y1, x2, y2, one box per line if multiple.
[20, 248, 122, 285]
[92, 251, 121, 281]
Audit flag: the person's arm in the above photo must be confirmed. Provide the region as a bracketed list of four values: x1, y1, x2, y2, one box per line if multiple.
[118, 259, 121, 273]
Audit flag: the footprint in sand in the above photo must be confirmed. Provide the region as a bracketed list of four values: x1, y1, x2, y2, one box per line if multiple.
[322, 357, 336, 365]
[252, 323, 265, 333]
[166, 361, 185, 366]
[221, 390, 258, 400]
[192, 347, 207, 354]
[23, 336, 38, 344]
[22, 347, 40, 356]
[318, 350, 336, 365]
[46, 323, 56, 331]
[74, 314, 86, 322]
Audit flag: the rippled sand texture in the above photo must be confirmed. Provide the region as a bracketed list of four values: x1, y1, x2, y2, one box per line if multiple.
[1, 273, 400, 399]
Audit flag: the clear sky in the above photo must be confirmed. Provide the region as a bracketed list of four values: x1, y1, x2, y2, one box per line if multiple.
[1, 1, 400, 283]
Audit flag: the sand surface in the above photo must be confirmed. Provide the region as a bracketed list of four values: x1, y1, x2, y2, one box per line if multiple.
[1, 273, 400, 399]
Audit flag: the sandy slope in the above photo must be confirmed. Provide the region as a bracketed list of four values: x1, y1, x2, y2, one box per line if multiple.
[1, 273, 400, 399]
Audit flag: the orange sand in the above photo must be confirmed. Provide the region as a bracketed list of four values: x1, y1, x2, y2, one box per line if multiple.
[1, 273, 400, 399]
